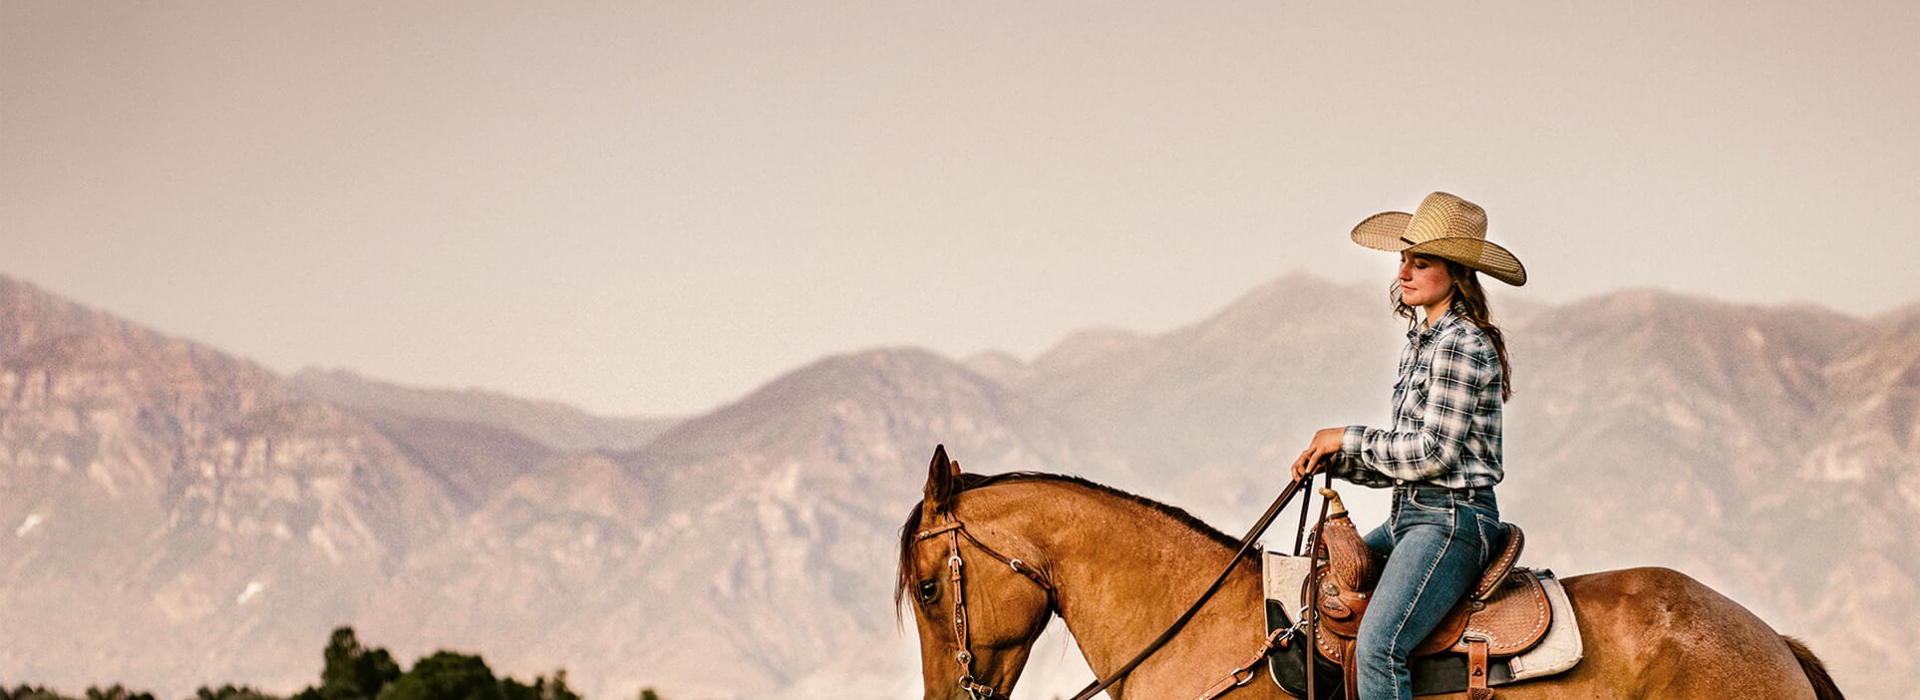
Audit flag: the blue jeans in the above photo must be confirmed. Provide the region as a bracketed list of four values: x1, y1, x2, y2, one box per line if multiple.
[1356, 484, 1503, 700]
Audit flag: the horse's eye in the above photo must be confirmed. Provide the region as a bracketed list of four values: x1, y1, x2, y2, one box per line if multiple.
[918, 580, 939, 604]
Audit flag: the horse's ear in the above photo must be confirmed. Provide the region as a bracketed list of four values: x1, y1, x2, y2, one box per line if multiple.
[922, 444, 962, 515]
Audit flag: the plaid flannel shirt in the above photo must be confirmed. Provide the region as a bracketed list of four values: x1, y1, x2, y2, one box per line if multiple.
[1330, 301, 1506, 490]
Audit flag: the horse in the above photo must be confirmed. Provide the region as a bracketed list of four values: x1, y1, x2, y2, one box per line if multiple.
[896, 447, 1846, 700]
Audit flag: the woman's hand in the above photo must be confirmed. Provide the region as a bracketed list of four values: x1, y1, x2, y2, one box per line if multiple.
[1290, 427, 1347, 481]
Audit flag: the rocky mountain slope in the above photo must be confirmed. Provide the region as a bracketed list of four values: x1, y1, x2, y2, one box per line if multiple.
[0, 276, 457, 688]
[1, 273, 1913, 699]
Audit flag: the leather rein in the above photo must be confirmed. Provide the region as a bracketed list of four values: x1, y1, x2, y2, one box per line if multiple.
[914, 474, 1316, 700]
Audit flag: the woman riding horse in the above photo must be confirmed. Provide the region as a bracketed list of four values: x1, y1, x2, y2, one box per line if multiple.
[901, 449, 1846, 699]
[1292, 191, 1526, 700]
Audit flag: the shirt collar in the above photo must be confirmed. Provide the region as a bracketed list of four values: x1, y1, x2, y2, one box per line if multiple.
[1407, 298, 1467, 342]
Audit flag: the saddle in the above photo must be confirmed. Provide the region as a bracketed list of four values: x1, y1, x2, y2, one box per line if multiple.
[1306, 489, 1550, 700]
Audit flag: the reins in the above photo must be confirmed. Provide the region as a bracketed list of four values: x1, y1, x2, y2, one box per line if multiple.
[1063, 472, 1322, 700]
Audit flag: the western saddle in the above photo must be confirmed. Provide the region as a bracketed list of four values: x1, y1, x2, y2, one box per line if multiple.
[1307, 488, 1549, 700]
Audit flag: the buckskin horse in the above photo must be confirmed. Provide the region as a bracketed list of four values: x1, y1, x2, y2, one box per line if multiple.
[897, 447, 1845, 700]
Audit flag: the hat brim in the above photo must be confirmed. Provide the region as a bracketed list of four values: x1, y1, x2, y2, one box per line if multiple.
[1350, 211, 1528, 286]
[1351, 211, 1416, 252]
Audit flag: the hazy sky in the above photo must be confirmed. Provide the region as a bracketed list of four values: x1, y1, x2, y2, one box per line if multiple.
[5, 1, 1917, 416]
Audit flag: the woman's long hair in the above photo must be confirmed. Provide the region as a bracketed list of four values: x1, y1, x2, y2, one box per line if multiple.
[1391, 258, 1513, 402]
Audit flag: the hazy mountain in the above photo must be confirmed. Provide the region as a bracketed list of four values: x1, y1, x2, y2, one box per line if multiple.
[1013, 272, 1402, 515]
[289, 368, 678, 453]
[1, 273, 1913, 699]
[1498, 290, 1918, 692]
[0, 276, 458, 689]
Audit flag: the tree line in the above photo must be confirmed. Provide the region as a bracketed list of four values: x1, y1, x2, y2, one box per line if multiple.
[2, 628, 665, 700]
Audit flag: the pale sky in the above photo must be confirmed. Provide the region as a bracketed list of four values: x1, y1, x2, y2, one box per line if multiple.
[5, 1, 1917, 416]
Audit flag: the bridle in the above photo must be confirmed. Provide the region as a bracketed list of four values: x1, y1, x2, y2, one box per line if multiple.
[912, 513, 1057, 700]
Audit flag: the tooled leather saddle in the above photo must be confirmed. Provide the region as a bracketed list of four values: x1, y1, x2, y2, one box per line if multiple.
[1306, 489, 1552, 700]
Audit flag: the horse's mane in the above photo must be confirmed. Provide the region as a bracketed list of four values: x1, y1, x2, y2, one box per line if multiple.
[894, 471, 1239, 612]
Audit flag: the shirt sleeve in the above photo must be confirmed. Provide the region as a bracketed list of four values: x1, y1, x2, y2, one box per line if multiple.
[1325, 426, 1395, 487]
[1337, 332, 1494, 483]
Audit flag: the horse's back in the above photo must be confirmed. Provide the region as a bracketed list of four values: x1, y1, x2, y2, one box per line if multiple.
[1502, 566, 1826, 700]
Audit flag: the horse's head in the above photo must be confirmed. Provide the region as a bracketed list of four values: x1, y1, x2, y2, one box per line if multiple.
[897, 445, 1056, 700]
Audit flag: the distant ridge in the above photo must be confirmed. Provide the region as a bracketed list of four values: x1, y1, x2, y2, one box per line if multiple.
[291, 367, 679, 452]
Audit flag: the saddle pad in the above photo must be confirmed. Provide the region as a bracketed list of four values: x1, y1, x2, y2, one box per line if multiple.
[1508, 573, 1581, 681]
[1261, 549, 1583, 691]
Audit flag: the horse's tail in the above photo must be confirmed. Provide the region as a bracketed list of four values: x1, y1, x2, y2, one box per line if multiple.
[1782, 635, 1846, 700]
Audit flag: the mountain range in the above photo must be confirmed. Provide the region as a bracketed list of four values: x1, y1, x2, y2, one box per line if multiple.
[0, 272, 1913, 699]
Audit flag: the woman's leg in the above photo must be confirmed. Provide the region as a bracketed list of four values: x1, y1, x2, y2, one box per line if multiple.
[1352, 513, 1483, 700]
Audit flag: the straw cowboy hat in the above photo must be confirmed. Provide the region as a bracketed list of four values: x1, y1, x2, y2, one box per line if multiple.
[1350, 191, 1527, 286]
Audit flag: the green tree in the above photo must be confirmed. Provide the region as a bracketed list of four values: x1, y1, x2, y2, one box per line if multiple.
[498, 679, 532, 700]
[540, 670, 577, 700]
[501, 670, 578, 700]
[634, 688, 662, 700]
[314, 627, 401, 700]
[83, 686, 153, 700]
[194, 684, 281, 700]
[322, 628, 363, 689]
[5, 685, 77, 700]
[376, 652, 504, 700]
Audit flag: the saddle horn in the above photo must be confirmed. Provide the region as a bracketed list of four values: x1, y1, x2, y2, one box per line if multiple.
[1318, 487, 1349, 518]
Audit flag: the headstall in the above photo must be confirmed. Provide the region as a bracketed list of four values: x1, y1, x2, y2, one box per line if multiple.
[913, 514, 1057, 700]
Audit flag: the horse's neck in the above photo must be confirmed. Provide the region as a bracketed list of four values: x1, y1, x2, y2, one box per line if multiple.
[1004, 486, 1264, 687]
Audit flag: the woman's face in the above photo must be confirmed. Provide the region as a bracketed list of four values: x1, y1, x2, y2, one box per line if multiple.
[1397, 253, 1455, 310]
